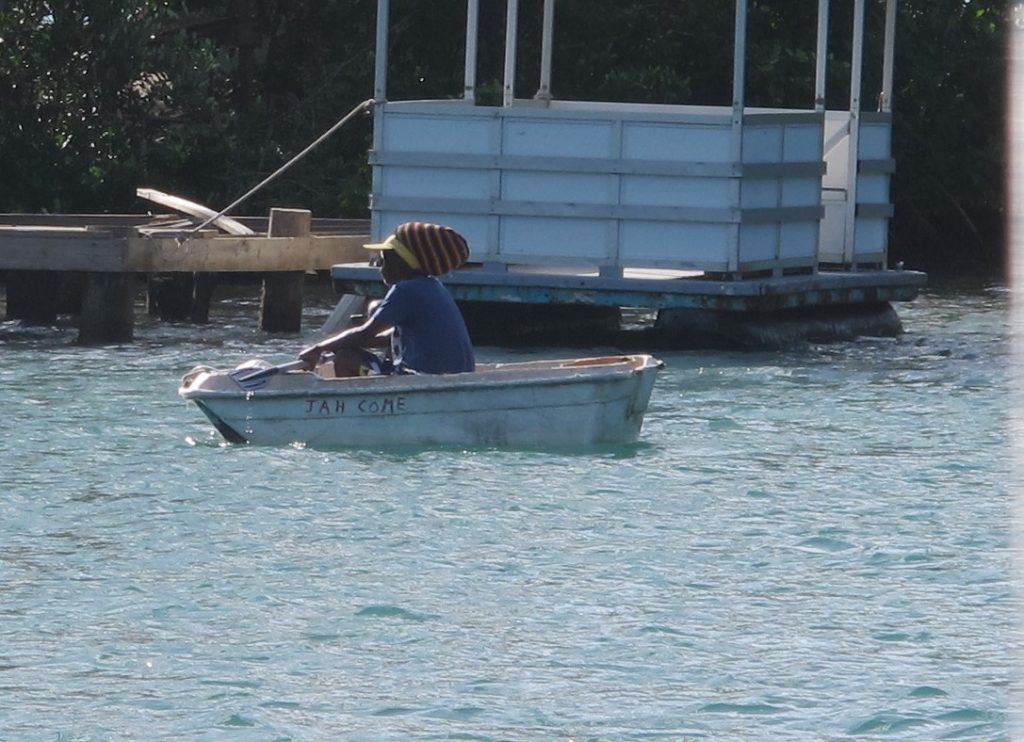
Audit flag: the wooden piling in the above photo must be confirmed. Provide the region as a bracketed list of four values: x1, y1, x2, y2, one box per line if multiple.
[57, 272, 85, 315]
[79, 272, 135, 344]
[147, 272, 216, 322]
[260, 208, 310, 333]
[191, 273, 216, 323]
[5, 270, 59, 323]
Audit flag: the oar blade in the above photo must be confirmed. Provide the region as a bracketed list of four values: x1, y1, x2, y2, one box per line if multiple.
[228, 360, 307, 390]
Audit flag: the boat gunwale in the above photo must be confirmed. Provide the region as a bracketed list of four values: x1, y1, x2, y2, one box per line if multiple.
[180, 354, 662, 400]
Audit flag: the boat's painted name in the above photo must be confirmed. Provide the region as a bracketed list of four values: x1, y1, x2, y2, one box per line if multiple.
[304, 396, 407, 416]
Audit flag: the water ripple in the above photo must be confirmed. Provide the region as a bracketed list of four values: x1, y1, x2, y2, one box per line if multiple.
[0, 281, 1016, 739]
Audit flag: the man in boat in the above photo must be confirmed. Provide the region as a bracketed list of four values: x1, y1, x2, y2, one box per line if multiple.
[297, 221, 475, 376]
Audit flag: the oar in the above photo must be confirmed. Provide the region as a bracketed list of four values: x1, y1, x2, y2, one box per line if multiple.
[315, 293, 368, 340]
[229, 359, 308, 390]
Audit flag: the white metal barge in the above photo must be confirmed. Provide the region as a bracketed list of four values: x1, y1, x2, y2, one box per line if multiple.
[334, 0, 924, 348]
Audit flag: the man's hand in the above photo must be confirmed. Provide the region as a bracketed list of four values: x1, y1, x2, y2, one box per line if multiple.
[296, 317, 389, 369]
[297, 343, 325, 369]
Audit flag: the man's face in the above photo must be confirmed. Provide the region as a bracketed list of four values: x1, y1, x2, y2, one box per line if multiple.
[379, 250, 401, 286]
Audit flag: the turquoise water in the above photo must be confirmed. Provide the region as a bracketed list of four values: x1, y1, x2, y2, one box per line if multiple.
[0, 281, 1016, 740]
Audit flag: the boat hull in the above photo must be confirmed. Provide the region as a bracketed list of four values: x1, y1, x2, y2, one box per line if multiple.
[179, 355, 663, 448]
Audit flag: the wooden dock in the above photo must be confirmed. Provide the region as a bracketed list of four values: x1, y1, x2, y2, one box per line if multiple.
[0, 210, 368, 343]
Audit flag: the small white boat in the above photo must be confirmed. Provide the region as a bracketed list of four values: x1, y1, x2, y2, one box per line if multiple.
[179, 354, 663, 448]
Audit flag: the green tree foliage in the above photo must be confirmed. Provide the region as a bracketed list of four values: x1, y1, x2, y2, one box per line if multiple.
[0, 0, 380, 215]
[0, 0, 1008, 274]
[0, 1, 235, 212]
[889, 0, 1005, 274]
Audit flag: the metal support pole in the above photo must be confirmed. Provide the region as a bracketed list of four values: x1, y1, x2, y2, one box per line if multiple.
[728, 0, 747, 273]
[374, 0, 389, 101]
[844, 0, 866, 265]
[464, 0, 479, 101]
[814, 0, 830, 112]
[536, 0, 555, 100]
[880, 0, 897, 112]
[503, 0, 519, 106]
[371, 0, 388, 240]
[731, 0, 747, 122]
[849, 0, 865, 125]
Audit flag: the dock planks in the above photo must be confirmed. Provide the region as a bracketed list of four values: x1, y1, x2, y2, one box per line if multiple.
[0, 229, 366, 273]
[0, 212, 370, 343]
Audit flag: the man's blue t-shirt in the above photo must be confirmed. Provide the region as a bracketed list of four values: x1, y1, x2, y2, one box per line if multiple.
[369, 276, 475, 374]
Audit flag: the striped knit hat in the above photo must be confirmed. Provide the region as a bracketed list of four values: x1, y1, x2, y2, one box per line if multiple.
[364, 222, 470, 276]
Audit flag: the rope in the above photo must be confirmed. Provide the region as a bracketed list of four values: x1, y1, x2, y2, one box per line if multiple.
[188, 98, 375, 235]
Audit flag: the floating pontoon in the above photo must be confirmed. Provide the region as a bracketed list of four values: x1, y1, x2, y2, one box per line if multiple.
[333, 0, 924, 347]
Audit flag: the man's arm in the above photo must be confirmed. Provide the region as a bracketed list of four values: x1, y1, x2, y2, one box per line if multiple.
[298, 316, 392, 367]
